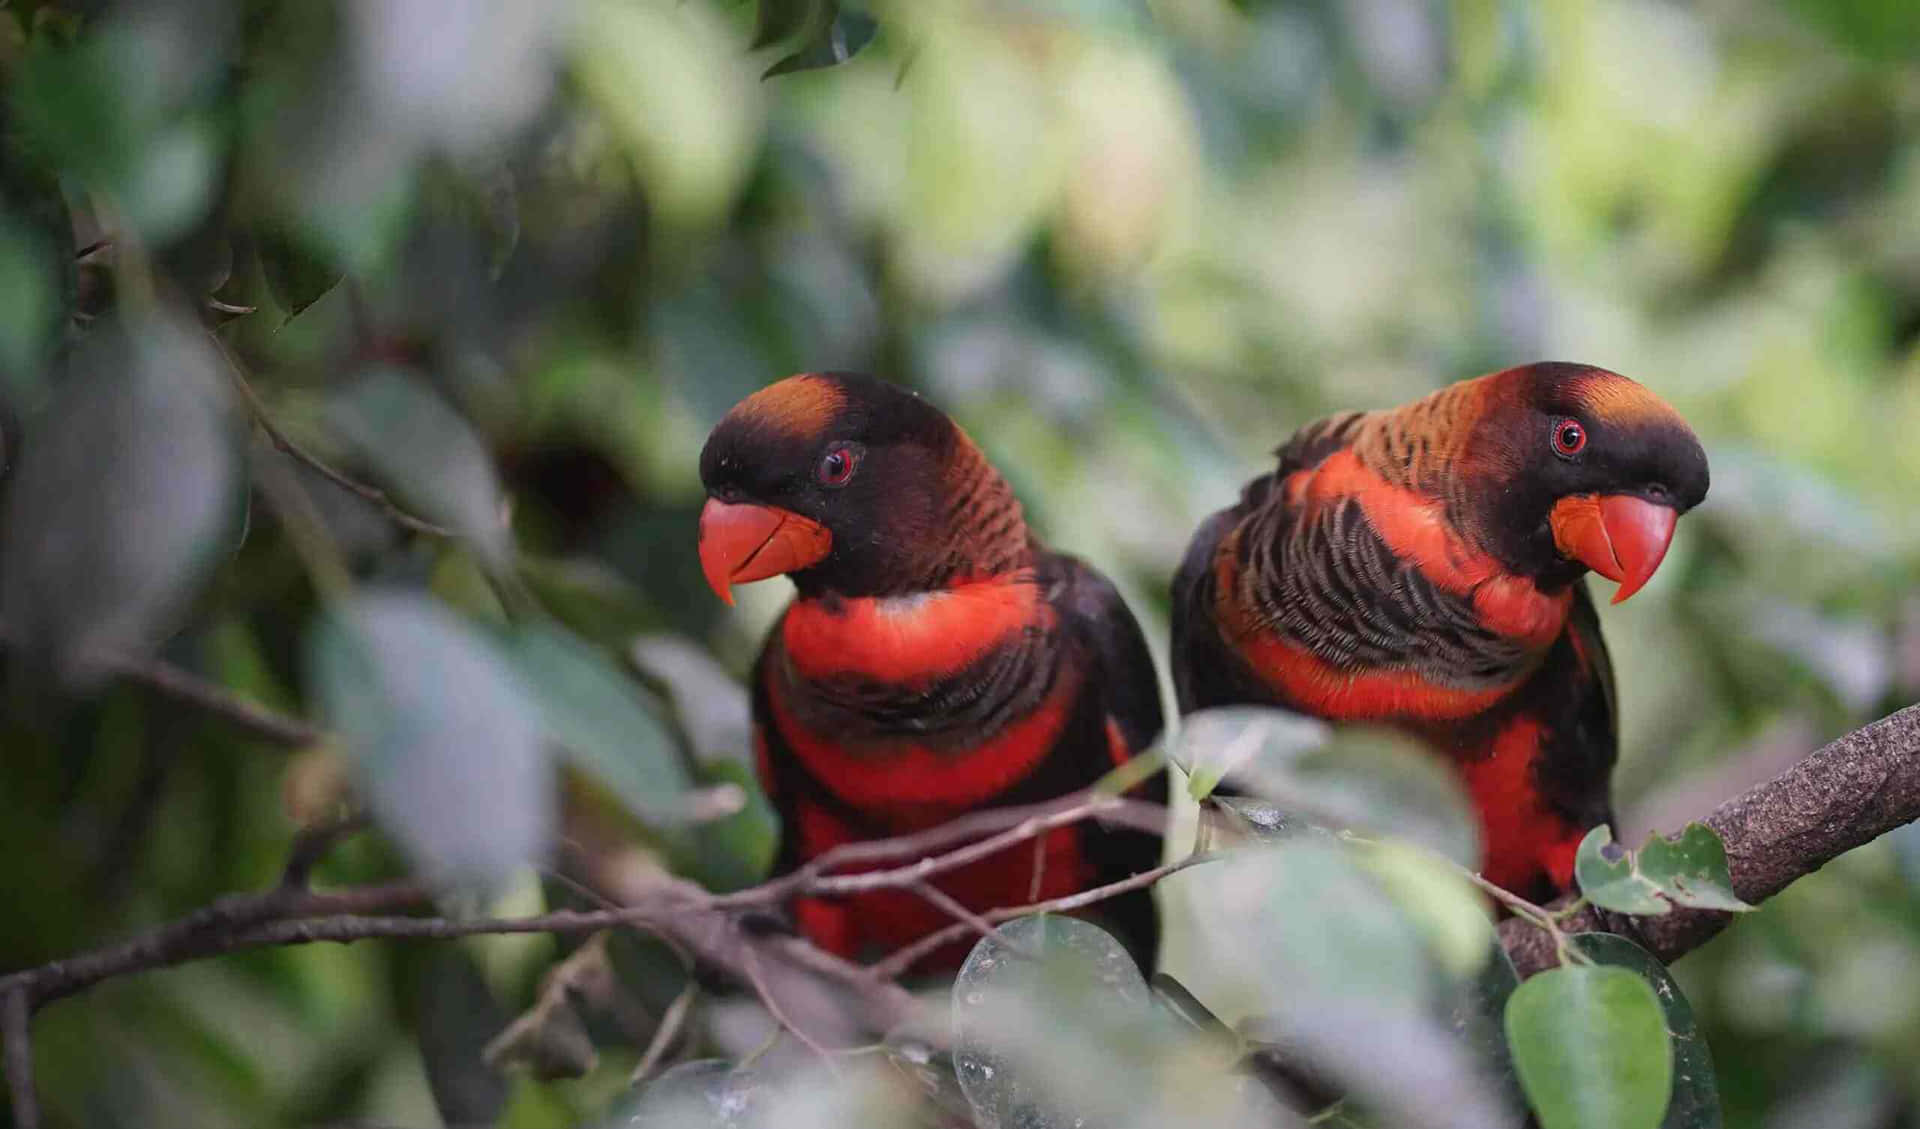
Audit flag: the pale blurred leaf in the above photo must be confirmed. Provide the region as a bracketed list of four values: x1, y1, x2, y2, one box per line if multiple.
[573, 0, 763, 227]
[1178, 707, 1480, 867]
[327, 368, 510, 562]
[952, 914, 1294, 1129]
[1175, 843, 1515, 1129]
[1505, 965, 1673, 1129]
[608, 1058, 766, 1128]
[631, 634, 754, 767]
[506, 621, 693, 825]
[0, 313, 238, 685]
[308, 589, 551, 886]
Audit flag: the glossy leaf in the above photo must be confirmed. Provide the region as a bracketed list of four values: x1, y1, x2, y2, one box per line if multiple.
[1572, 934, 1723, 1129]
[1505, 965, 1673, 1129]
[505, 622, 692, 826]
[308, 590, 551, 887]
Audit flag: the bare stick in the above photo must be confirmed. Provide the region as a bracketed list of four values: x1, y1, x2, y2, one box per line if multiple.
[632, 983, 697, 1084]
[3, 988, 37, 1129]
[870, 855, 1210, 981]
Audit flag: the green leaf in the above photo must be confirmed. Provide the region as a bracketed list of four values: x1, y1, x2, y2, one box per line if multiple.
[504, 622, 693, 826]
[308, 590, 551, 887]
[1574, 826, 1673, 916]
[1575, 825, 1754, 917]
[1505, 965, 1673, 1129]
[1636, 824, 1754, 913]
[1177, 706, 1481, 867]
[0, 216, 57, 386]
[326, 369, 511, 563]
[1571, 934, 1723, 1129]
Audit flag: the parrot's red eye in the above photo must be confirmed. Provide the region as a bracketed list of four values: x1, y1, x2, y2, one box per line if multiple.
[816, 445, 859, 487]
[1552, 418, 1587, 458]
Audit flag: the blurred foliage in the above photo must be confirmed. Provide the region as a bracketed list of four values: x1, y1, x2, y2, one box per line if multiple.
[2, 0, 1920, 1125]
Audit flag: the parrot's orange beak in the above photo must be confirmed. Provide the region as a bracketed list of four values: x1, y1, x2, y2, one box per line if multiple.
[1549, 494, 1679, 605]
[697, 498, 832, 605]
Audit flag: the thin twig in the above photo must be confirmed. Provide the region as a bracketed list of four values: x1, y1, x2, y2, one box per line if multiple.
[740, 943, 840, 1073]
[632, 982, 697, 1083]
[280, 815, 369, 888]
[213, 336, 455, 538]
[0, 623, 326, 748]
[908, 880, 1033, 960]
[869, 855, 1211, 981]
[3, 988, 36, 1129]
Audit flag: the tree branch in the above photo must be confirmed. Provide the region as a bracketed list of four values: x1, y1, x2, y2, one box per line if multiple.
[0, 624, 325, 748]
[1501, 703, 1920, 974]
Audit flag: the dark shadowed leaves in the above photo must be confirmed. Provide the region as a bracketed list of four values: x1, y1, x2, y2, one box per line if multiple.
[1505, 964, 1673, 1129]
[307, 589, 550, 886]
[1177, 706, 1480, 867]
[764, 3, 880, 77]
[416, 946, 510, 1125]
[255, 227, 343, 320]
[1571, 934, 1722, 1129]
[506, 621, 692, 826]
[326, 368, 511, 562]
[0, 313, 238, 686]
[1575, 825, 1753, 917]
[0, 216, 58, 389]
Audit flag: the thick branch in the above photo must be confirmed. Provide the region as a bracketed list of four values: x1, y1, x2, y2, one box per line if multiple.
[1502, 703, 1920, 974]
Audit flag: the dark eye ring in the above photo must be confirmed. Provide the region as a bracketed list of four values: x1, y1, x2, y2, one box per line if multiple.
[1551, 418, 1587, 458]
[817, 444, 859, 487]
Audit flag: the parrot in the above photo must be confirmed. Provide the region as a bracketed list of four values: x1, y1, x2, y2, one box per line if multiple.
[698, 372, 1166, 971]
[1171, 363, 1709, 899]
